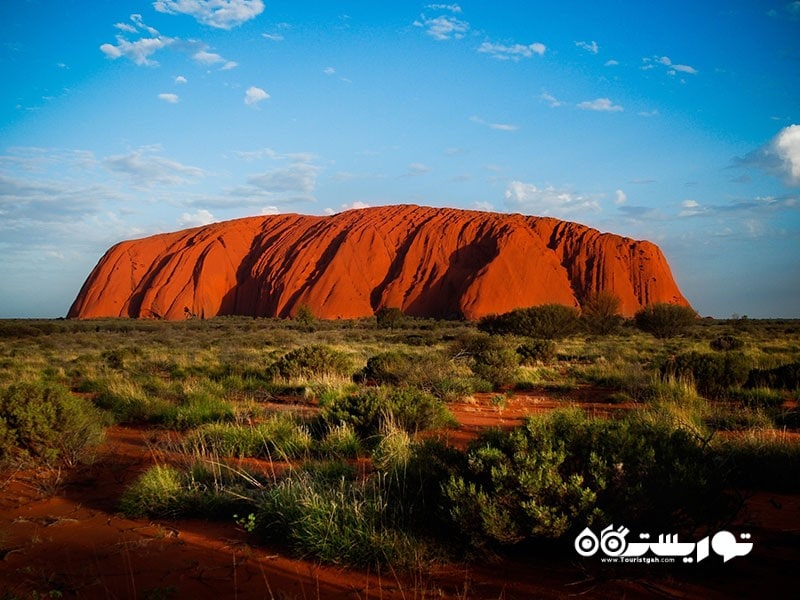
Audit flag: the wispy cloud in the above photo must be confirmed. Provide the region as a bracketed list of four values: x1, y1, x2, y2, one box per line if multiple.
[244, 86, 270, 106]
[470, 115, 519, 131]
[576, 40, 599, 54]
[478, 41, 545, 60]
[100, 18, 174, 67]
[642, 55, 698, 76]
[192, 48, 237, 70]
[504, 181, 601, 217]
[104, 146, 204, 188]
[413, 13, 469, 41]
[540, 92, 562, 108]
[158, 93, 179, 103]
[405, 163, 432, 177]
[262, 32, 284, 41]
[247, 163, 319, 193]
[174, 75, 187, 84]
[679, 199, 707, 217]
[578, 97, 623, 112]
[604, 59, 619, 66]
[154, 0, 265, 30]
[324, 201, 371, 215]
[178, 209, 216, 227]
[736, 124, 800, 186]
[426, 3, 462, 12]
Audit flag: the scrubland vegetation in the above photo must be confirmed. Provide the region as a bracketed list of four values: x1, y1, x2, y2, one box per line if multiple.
[1, 304, 799, 572]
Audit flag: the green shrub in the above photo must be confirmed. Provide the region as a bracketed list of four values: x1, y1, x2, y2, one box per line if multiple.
[709, 334, 745, 352]
[634, 303, 697, 338]
[360, 351, 414, 386]
[0, 381, 105, 466]
[267, 345, 353, 382]
[443, 409, 728, 548]
[745, 362, 800, 390]
[359, 350, 473, 400]
[375, 307, 405, 329]
[580, 291, 624, 335]
[662, 352, 751, 398]
[516, 339, 557, 365]
[319, 387, 454, 437]
[454, 333, 520, 388]
[478, 304, 580, 340]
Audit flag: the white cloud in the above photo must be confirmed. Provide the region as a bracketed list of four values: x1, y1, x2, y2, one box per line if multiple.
[578, 97, 623, 112]
[576, 40, 599, 54]
[174, 75, 187, 84]
[638, 109, 659, 117]
[679, 199, 706, 217]
[221, 60, 238, 70]
[100, 35, 174, 66]
[775, 124, 800, 184]
[406, 163, 432, 176]
[504, 181, 600, 217]
[413, 14, 469, 40]
[643, 55, 698, 76]
[470, 115, 519, 131]
[262, 32, 284, 41]
[740, 124, 800, 186]
[427, 3, 461, 12]
[158, 93, 179, 103]
[178, 209, 216, 227]
[154, 0, 265, 29]
[100, 15, 173, 66]
[540, 92, 562, 108]
[244, 86, 269, 106]
[615, 189, 627, 205]
[605, 59, 619, 66]
[478, 41, 545, 60]
[104, 146, 204, 188]
[193, 49, 224, 65]
[324, 201, 371, 215]
[247, 163, 318, 193]
[114, 21, 138, 34]
[323, 66, 336, 75]
[260, 206, 279, 215]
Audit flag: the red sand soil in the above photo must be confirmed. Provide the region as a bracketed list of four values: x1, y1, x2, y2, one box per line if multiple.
[67, 205, 689, 321]
[2, 391, 798, 599]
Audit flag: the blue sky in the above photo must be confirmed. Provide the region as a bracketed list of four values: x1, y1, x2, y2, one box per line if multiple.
[1, 1, 799, 318]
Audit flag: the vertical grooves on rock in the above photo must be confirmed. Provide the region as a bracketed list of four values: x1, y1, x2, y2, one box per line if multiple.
[67, 206, 690, 320]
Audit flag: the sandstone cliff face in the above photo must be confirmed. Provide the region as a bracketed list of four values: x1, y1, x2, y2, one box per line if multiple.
[68, 205, 690, 320]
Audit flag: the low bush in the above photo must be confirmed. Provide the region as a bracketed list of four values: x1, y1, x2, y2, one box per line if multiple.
[745, 362, 800, 390]
[454, 333, 520, 389]
[375, 307, 405, 329]
[709, 334, 745, 352]
[443, 409, 729, 549]
[634, 303, 697, 339]
[516, 339, 557, 365]
[359, 350, 475, 401]
[267, 345, 353, 382]
[661, 352, 751, 398]
[319, 386, 454, 438]
[0, 381, 105, 466]
[478, 304, 580, 340]
[580, 291, 624, 335]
